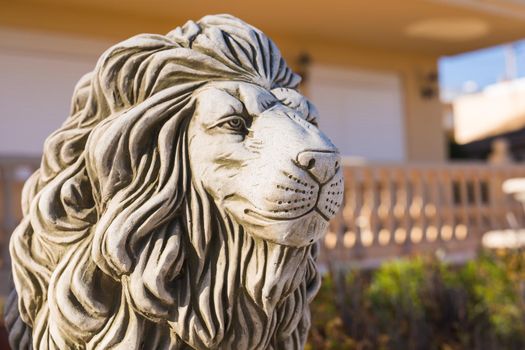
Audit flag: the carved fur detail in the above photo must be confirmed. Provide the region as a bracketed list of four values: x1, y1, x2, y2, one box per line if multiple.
[4, 15, 323, 350]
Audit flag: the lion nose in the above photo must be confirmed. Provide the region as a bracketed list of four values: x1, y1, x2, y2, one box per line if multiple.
[296, 150, 341, 184]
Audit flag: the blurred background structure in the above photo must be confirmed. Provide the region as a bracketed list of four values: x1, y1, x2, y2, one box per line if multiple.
[3, 0, 525, 348]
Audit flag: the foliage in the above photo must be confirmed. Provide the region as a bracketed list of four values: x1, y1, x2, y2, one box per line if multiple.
[307, 251, 525, 350]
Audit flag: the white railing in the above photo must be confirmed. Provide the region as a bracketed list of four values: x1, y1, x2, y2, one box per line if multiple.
[320, 162, 525, 268]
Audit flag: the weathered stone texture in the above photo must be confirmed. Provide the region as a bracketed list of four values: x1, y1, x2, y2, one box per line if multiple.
[4, 14, 342, 350]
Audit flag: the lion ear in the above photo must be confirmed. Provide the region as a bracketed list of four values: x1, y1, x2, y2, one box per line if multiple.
[306, 100, 320, 124]
[271, 88, 309, 117]
[271, 87, 319, 124]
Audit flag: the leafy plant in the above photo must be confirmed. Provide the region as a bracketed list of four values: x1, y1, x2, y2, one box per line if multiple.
[307, 251, 525, 350]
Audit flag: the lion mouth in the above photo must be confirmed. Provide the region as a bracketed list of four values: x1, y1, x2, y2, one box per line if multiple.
[224, 170, 344, 225]
[243, 205, 318, 222]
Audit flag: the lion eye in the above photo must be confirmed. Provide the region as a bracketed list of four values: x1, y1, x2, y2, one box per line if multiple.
[222, 116, 247, 133]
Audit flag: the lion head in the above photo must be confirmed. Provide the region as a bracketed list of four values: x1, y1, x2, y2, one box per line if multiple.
[4, 14, 343, 350]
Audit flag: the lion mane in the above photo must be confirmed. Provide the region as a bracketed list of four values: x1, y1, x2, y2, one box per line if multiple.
[4, 14, 321, 350]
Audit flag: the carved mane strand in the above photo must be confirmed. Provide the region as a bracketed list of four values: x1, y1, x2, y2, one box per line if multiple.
[5, 14, 320, 350]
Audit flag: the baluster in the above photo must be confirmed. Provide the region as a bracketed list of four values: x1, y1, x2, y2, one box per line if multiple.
[471, 167, 484, 235]
[409, 168, 424, 246]
[424, 169, 437, 244]
[360, 167, 374, 249]
[440, 168, 455, 244]
[457, 168, 469, 241]
[401, 167, 412, 254]
[378, 167, 394, 247]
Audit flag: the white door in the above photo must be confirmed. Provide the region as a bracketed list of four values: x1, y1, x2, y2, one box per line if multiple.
[308, 64, 406, 161]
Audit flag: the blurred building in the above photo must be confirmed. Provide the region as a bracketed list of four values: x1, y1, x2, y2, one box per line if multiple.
[3, 0, 525, 302]
[451, 77, 525, 160]
[4, 0, 525, 162]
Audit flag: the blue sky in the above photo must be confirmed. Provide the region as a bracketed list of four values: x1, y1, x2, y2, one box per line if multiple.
[439, 40, 525, 98]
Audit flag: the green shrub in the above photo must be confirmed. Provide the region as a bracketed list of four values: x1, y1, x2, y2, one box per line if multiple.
[459, 254, 524, 341]
[307, 251, 525, 350]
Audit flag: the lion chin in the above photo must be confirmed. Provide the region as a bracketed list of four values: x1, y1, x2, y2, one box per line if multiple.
[4, 14, 343, 350]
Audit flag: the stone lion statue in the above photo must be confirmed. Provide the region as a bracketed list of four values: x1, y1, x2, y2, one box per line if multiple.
[4, 14, 343, 350]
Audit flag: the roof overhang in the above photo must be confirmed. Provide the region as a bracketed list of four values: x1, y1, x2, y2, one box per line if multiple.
[2, 0, 525, 57]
